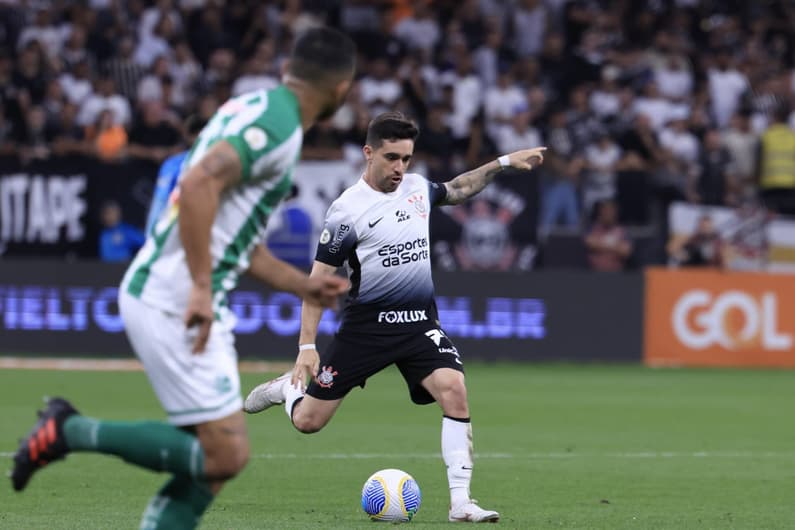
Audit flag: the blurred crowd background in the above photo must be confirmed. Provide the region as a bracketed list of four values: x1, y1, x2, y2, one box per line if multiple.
[2, 0, 795, 271]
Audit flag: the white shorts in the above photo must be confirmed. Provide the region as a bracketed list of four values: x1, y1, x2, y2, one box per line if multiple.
[119, 291, 242, 426]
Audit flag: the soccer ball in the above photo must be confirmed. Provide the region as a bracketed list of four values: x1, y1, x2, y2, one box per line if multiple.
[361, 468, 422, 522]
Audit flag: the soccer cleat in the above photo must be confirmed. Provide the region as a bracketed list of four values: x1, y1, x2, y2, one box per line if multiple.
[448, 500, 500, 523]
[243, 371, 292, 413]
[11, 397, 78, 492]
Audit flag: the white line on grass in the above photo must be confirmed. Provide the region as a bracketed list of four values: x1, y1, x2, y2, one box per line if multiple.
[0, 357, 292, 373]
[3, 451, 794, 459]
[247, 451, 795, 459]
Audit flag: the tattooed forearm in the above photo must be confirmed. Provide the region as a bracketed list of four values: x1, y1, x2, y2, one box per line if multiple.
[442, 160, 502, 205]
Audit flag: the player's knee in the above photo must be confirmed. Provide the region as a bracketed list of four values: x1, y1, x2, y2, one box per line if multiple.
[291, 409, 328, 434]
[438, 379, 469, 415]
[204, 438, 250, 480]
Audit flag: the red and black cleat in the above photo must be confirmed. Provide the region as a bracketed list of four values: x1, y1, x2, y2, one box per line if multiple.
[10, 397, 78, 492]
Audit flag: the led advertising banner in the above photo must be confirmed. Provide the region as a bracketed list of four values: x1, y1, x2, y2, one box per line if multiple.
[0, 262, 642, 361]
[645, 267, 795, 367]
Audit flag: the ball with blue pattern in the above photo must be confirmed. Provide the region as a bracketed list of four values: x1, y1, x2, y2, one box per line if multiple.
[361, 468, 422, 522]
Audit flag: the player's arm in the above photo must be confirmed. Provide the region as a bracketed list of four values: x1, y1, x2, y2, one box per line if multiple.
[247, 245, 347, 308]
[441, 147, 547, 205]
[178, 141, 242, 352]
[292, 260, 339, 388]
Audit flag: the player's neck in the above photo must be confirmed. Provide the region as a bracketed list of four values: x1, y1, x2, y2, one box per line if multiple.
[283, 78, 327, 131]
[363, 171, 378, 191]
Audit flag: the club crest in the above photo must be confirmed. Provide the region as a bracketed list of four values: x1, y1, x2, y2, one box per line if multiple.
[408, 194, 427, 218]
[316, 365, 338, 388]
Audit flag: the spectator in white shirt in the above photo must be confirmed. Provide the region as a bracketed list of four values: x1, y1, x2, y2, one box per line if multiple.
[138, 0, 183, 44]
[137, 56, 172, 105]
[439, 52, 483, 141]
[59, 59, 94, 106]
[583, 132, 621, 214]
[494, 104, 542, 154]
[134, 15, 175, 68]
[484, 68, 527, 142]
[633, 82, 675, 131]
[659, 116, 700, 167]
[232, 55, 279, 97]
[708, 49, 749, 129]
[393, 1, 440, 59]
[722, 112, 758, 186]
[17, 9, 62, 62]
[512, 0, 547, 58]
[169, 40, 201, 109]
[78, 76, 131, 127]
[589, 65, 622, 119]
[359, 58, 403, 116]
[473, 30, 505, 88]
[654, 55, 693, 101]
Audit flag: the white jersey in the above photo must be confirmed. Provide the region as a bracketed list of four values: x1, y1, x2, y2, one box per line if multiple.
[315, 173, 447, 334]
[122, 86, 303, 325]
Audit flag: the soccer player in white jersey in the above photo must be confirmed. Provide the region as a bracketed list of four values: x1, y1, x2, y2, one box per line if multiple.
[245, 112, 546, 523]
[11, 28, 356, 529]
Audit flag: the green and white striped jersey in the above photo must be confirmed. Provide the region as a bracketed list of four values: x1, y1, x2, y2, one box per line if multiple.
[121, 86, 303, 324]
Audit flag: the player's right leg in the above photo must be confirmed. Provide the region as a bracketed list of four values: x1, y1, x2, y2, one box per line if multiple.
[244, 369, 344, 433]
[245, 332, 387, 433]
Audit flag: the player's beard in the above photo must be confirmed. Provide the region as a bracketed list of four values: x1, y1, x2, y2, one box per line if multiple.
[317, 85, 350, 122]
[383, 174, 401, 192]
[316, 98, 340, 121]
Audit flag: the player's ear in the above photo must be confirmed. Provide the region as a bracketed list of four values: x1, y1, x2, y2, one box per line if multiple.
[280, 59, 290, 78]
[362, 144, 373, 162]
[334, 78, 352, 102]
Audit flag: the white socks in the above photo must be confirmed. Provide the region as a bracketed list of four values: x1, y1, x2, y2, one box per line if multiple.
[283, 380, 305, 420]
[442, 416, 473, 507]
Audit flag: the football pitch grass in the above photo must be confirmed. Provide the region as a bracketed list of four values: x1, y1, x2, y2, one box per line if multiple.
[0, 363, 793, 529]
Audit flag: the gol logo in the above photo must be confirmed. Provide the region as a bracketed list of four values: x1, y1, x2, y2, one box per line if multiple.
[672, 290, 793, 350]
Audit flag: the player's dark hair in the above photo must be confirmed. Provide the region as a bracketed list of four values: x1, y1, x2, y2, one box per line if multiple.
[288, 27, 356, 83]
[365, 111, 419, 149]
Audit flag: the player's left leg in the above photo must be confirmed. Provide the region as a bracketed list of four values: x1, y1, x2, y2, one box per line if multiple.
[401, 327, 498, 523]
[421, 368, 499, 523]
[139, 411, 249, 529]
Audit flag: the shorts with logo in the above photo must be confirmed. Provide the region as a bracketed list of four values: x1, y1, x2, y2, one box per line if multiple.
[305, 326, 464, 405]
[119, 291, 242, 426]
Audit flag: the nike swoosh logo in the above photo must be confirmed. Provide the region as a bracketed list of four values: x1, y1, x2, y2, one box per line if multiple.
[368, 217, 384, 228]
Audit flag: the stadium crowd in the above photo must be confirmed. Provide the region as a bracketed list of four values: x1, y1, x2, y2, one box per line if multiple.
[2, 0, 795, 267]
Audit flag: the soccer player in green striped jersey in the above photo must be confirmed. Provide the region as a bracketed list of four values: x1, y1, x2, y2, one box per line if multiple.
[11, 27, 356, 529]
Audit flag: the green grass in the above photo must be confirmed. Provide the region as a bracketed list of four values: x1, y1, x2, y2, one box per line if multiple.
[0, 364, 793, 529]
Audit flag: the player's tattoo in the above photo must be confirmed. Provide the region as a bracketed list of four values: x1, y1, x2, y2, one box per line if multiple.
[196, 142, 242, 188]
[441, 162, 501, 205]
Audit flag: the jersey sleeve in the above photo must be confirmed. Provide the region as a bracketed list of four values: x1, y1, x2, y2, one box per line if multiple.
[315, 203, 358, 267]
[214, 88, 301, 183]
[427, 178, 448, 206]
[223, 125, 273, 182]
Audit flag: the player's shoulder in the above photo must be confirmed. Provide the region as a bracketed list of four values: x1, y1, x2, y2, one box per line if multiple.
[403, 172, 443, 196]
[403, 172, 428, 186]
[328, 179, 370, 216]
[220, 86, 301, 141]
